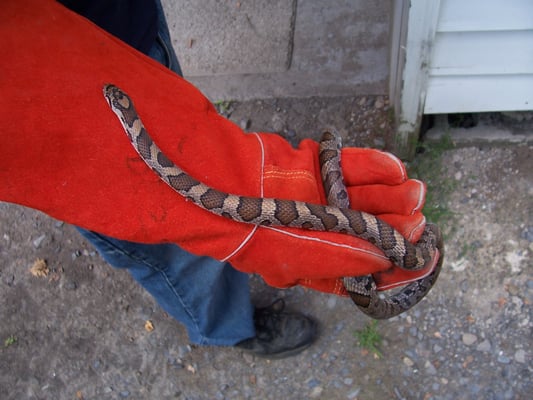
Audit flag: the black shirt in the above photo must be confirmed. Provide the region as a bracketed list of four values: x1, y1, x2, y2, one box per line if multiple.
[58, 0, 158, 54]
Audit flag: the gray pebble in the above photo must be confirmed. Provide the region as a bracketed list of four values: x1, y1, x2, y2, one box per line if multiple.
[476, 339, 491, 352]
[309, 386, 323, 398]
[424, 360, 437, 375]
[462, 333, 477, 345]
[334, 321, 345, 333]
[271, 113, 285, 132]
[497, 354, 511, 364]
[372, 137, 385, 148]
[307, 378, 320, 388]
[32, 234, 46, 248]
[520, 226, 533, 242]
[409, 326, 418, 337]
[514, 349, 526, 363]
[239, 119, 250, 130]
[343, 377, 353, 385]
[326, 296, 337, 309]
[347, 388, 361, 399]
[177, 345, 191, 358]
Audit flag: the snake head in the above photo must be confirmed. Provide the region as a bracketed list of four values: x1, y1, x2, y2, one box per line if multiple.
[103, 84, 138, 128]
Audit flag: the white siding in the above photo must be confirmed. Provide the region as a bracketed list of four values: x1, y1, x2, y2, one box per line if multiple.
[424, 0, 533, 114]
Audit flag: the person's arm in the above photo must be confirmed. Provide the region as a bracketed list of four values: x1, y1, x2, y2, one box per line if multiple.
[0, 0, 435, 294]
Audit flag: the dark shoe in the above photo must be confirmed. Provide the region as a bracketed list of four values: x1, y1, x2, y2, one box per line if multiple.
[235, 299, 317, 359]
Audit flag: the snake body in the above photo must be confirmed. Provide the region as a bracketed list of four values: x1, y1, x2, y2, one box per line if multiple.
[103, 84, 443, 319]
[319, 131, 443, 318]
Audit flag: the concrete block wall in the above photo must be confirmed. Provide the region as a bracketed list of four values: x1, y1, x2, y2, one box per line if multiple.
[162, 0, 391, 100]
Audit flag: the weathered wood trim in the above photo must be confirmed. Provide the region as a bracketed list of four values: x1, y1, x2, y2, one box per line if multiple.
[393, 0, 441, 160]
[389, 0, 409, 113]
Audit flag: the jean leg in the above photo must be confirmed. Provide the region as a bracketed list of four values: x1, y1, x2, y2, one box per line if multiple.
[77, 230, 255, 345]
[148, 0, 183, 76]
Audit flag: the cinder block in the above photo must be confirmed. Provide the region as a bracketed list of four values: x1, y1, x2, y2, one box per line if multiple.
[163, 0, 296, 76]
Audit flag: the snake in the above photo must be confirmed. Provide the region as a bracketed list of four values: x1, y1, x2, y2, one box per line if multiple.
[319, 131, 444, 318]
[103, 84, 443, 319]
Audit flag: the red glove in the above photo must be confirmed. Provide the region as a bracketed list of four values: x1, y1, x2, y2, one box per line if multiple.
[0, 0, 436, 295]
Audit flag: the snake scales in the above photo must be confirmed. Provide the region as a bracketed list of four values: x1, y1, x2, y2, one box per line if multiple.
[103, 84, 443, 319]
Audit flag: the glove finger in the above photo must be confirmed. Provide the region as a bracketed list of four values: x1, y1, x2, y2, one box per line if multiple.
[341, 147, 407, 186]
[346, 179, 426, 216]
[377, 212, 426, 242]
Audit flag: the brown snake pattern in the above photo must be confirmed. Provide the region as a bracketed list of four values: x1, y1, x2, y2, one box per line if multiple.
[319, 131, 443, 318]
[103, 84, 443, 319]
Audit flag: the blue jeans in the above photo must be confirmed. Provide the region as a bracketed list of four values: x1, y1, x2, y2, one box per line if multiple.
[78, 0, 255, 346]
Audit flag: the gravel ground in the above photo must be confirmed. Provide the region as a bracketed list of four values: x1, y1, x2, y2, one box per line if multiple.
[1, 96, 531, 400]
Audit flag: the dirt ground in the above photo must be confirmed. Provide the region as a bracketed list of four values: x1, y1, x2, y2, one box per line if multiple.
[1, 96, 531, 400]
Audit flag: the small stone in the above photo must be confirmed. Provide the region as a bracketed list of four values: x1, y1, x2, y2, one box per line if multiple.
[514, 349, 526, 363]
[307, 378, 320, 388]
[309, 386, 323, 398]
[334, 321, 345, 333]
[462, 333, 477, 345]
[374, 97, 384, 109]
[476, 340, 491, 353]
[33, 234, 46, 248]
[403, 357, 414, 367]
[347, 388, 361, 399]
[177, 345, 191, 358]
[343, 378, 353, 385]
[242, 352, 254, 364]
[409, 326, 418, 337]
[497, 354, 511, 364]
[239, 119, 250, 130]
[520, 226, 533, 242]
[271, 113, 285, 132]
[64, 281, 77, 291]
[326, 296, 337, 309]
[506, 284, 520, 296]
[119, 390, 130, 398]
[424, 360, 437, 375]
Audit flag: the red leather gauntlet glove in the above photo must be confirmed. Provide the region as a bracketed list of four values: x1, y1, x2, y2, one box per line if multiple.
[0, 0, 435, 295]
